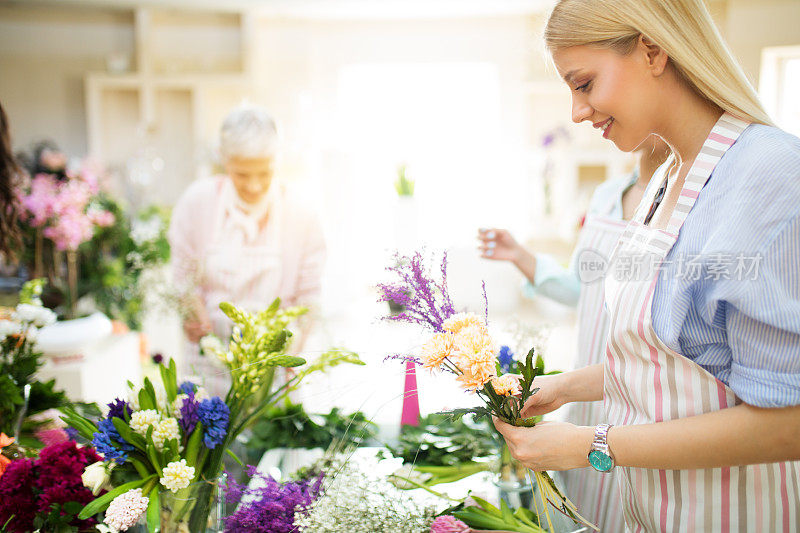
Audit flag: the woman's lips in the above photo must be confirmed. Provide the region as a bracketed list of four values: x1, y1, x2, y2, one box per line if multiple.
[602, 118, 614, 139]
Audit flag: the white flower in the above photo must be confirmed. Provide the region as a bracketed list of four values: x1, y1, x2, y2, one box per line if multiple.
[131, 216, 162, 246]
[129, 409, 160, 435]
[96, 524, 117, 533]
[171, 394, 188, 418]
[151, 417, 181, 451]
[0, 320, 22, 340]
[104, 488, 149, 531]
[12, 303, 56, 327]
[160, 459, 194, 493]
[82, 461, 114, 496]
[194, 387, 210, 403]
[199, 334, 225, 357]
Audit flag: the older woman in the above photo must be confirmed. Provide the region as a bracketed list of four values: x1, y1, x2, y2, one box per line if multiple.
[169, 104, 325, 393]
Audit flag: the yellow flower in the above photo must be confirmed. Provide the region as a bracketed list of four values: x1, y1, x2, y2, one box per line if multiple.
[442, 313, 486, 335]
[420, 332, 456, 371]
[491, 374, 521, 396]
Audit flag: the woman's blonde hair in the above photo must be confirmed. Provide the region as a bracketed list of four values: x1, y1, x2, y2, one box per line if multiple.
[545, 0, 773, 126]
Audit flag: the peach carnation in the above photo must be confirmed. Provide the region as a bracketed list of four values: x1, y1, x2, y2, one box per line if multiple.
[442, 312, 486, 335]
[420, 332, 456, 371]
[491, 374, 521, 396]
[451, 325, 497, 390]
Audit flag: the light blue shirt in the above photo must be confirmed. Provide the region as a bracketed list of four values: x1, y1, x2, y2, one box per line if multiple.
[651, 124, 800, 408]
[524, 171, 638, 306]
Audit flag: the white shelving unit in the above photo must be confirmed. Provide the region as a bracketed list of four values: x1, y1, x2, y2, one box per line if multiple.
[84, 7, 256, 205]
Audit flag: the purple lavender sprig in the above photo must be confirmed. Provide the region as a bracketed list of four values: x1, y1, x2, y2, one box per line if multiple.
[377, 251, 456, 332]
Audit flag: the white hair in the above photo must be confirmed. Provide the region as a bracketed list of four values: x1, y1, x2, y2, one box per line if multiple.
[219, 104, 279, 160]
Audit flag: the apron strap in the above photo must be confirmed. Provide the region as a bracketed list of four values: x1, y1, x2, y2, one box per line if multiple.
[665, 112, 750, 235]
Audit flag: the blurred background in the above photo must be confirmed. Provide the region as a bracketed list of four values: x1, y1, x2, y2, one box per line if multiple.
[2, 0, 799, 429]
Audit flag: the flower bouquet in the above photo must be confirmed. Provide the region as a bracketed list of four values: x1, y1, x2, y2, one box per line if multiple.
[378, 252, 596, 531]
[16, 146, 115, 318]
[61, 298, 362, 532]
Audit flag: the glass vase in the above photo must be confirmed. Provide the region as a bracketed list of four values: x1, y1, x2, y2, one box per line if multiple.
[159, 479, 222, 533]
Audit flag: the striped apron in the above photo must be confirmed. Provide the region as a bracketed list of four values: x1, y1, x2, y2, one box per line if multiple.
[561, 214, 628, 533]
[604, 112, 800, 532]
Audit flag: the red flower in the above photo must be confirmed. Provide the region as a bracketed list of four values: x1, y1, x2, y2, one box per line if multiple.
[0, 441, 101, 532]
[0, 458, 37, 532]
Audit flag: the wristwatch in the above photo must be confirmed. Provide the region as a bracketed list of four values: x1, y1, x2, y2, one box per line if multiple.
[587, 423, 615, 473]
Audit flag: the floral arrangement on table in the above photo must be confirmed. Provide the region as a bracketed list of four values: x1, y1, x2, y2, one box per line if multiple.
[13, 141, 171, 327]
[0, 280, 68, 446]
[0, 440, 102, 533]
[377, 251, 595, 531]
[60, 299, 362, 532]
[16, 143, 115, 318]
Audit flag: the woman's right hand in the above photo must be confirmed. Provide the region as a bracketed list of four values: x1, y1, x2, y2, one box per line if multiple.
[520, 373, 570, 418]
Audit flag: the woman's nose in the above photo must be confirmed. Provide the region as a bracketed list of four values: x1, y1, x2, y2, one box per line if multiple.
[571, 97, 593, 124]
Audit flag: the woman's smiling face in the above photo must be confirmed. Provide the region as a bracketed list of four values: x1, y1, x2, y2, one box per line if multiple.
[552, 42, 662, 152]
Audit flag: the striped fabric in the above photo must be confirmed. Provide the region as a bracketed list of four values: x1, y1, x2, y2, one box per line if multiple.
[604, 113, 800, 532]
[559, 214, 628, 533]
[650, 123, 800, 408]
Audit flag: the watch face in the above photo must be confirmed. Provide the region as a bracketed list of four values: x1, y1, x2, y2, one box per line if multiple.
[588, 450, 613, 472]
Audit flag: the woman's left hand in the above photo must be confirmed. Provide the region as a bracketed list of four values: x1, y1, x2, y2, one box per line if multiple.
[493, 417, 593, 471]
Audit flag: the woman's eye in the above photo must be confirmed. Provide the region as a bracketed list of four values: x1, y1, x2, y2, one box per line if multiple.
[576, 81, 591, 92]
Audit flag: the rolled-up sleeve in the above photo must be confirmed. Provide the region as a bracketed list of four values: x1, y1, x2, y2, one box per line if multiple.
[724, 214, 800, 407]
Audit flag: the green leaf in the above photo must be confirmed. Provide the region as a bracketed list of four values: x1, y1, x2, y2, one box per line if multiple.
[225, 448, 244, 467]
[185, 422, 204, 468]
[500, 498, 515, 522]
[143, 378, 158, 410]
[112, 417, 146, 451]
[146, 488, 160, 532]
[146, 427, 162, 472]
[138, 388, 155, 411]
[159, 362, 177, 404]
[77, 476, 156, 519]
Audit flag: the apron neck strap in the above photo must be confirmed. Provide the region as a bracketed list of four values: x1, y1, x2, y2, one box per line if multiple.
[661, 112, 750, 235]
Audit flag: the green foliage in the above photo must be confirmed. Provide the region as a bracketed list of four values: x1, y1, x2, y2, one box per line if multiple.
[0, 324, 68, 437]
[77, 200, 171, 329]
[246, 402, 377, 453]
[448, 496, 545, 533]
[385, 413, 498, 467]
[394, 164, 415, 197]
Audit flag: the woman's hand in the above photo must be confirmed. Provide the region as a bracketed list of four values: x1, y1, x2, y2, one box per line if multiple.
[183, 309, 212, 343]
[477, 228, 524, 262]
[477, 228, 537, 283]
[493, 418, 592, 471]
[519, 373, 570, 418]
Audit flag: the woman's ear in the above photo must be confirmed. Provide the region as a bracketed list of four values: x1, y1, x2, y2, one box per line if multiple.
[639, 34, 669, 76]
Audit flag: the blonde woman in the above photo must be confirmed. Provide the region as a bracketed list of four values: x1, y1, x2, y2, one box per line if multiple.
[493, 0, 800, 530]
[479, 136, 669, 533]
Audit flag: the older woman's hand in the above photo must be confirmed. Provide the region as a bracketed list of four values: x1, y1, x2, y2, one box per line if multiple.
[493, 417, 593, 471]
